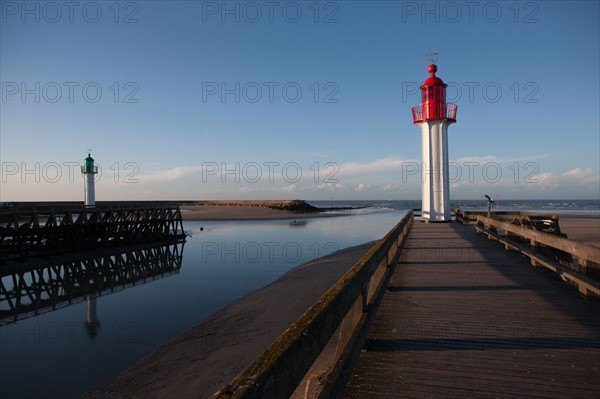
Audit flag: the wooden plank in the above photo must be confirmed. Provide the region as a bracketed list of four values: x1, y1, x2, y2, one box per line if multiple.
[342, 222, 600, 399]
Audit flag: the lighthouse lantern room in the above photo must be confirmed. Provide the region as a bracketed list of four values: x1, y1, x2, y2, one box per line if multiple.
[412, 64, 457, 222]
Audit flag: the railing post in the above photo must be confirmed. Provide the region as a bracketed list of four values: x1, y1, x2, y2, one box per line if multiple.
[529, 239, 540, 266]
[334, 290, 364, 361]
[304, 370, 327, 399]
[580, 258, 600, 280]
[505, 231, 521, 251]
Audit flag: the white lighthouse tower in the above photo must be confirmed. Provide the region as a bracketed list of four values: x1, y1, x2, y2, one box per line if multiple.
[412, 64, 457, 222]
[81, 153, 98, 208]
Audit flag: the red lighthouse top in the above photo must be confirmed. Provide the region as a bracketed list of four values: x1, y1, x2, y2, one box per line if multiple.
[422, 64, 446, 88]
[412, 64, 457, 123]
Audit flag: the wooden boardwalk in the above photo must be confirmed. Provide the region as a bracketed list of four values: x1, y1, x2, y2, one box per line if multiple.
[342, 222, 600, 398]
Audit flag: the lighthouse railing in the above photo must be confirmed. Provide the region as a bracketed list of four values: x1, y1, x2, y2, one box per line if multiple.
[81, 165, 99, 174]
[411, 103, 457, 123]
[411, 105, 423, 123]
[446, 103, 458, 120]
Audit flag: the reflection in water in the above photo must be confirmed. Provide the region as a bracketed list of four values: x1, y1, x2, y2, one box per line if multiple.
[84, 294, 101, 341]
[0, 239, 186, 327]
[288, 220, 308, 228]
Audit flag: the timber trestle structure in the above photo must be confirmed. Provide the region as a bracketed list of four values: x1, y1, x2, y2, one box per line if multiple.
[0, 206, 185, 262]
[0, 239, 185, 325]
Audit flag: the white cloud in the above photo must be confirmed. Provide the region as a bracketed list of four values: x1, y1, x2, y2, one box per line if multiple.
[453, 154, 548, 165]
[561, 168, 599, 184]
[282, 184, 297, 193]
[91, 157, 600, 200]
[6, 153, 595, 201]
[139, 166, 203, 183]
[338, 157, 416, 178]
[533, 172, 560, 190]
[354, 183, 371, 192]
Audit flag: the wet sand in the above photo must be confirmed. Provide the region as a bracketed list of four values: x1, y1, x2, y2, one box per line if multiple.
[82, 241, 376, 399]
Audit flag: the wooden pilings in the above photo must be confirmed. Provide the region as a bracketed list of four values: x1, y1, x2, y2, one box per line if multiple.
[0, 206, 185, 262]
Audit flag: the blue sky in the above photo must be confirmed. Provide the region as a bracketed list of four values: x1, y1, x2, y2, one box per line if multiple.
[1, 0, 599, 201]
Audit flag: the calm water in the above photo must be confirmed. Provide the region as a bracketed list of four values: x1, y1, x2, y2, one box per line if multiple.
[0, 208, 406, 399]
[311, 199, 600, 214]
[1, 199, 598, 398]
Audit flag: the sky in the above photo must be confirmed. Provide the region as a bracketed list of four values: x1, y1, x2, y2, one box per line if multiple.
[1, 0, 599, 201]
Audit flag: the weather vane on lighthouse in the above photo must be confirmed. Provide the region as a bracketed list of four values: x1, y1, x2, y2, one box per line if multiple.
[411, 60, 457, 222]
[426, 51, 439, 64]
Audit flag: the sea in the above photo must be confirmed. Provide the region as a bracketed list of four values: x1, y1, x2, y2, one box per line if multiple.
[0, 199, 598, 398]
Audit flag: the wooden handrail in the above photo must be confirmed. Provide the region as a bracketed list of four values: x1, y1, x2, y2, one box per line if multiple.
[453, 208, 564, 224]
[476, 216, 599, 265]
[476, 215, 600, 297]
[211, 210, 414, 399]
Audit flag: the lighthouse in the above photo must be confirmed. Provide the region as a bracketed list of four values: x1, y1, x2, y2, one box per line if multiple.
[412, 64, 457, 222]
[81, 153, 98, 208]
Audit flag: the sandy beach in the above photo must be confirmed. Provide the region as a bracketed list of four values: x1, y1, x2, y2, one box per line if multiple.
[180, 200, 346, 221]
[558, 214, 600, 247]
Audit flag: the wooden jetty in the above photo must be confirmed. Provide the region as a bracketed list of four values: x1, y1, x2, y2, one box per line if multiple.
[211, 211, 600, 399]
[342, 222, 600, 398]
[0, 204, 185, 262]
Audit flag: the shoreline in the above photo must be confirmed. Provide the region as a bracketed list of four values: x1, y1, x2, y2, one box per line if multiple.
[82, 241, 377, 399]
[180, 204, 350, 221]
[178, 200, 378, 221]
